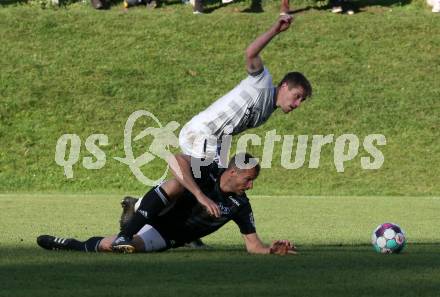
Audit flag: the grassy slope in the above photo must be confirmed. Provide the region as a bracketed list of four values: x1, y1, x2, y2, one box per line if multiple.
[1, 194, 439, 297]
[0, 2, 439, 196]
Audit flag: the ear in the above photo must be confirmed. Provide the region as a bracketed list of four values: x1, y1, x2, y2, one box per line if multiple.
[225, 167, 237, 177]
[229, 167, 242, 178]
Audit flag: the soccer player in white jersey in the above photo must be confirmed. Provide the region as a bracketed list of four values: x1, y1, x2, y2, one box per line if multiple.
[112, 15, 312, 250]
[168, 14, 312, 216]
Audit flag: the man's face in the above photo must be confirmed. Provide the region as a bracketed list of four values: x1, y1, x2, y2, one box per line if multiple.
[230, 167, 259, 195]
[277, 84, 306, 113]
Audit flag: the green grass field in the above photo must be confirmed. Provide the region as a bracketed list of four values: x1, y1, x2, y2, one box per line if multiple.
[0, 1, 439, 296]
[1, 194, 439, 297]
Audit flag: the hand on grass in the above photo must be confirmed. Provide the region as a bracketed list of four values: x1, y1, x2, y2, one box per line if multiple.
[270, 240, 298, 255]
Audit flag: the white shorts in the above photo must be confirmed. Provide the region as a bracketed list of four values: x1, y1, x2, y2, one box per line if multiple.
[179, 124, 230, 167]
[134, 192, 176, 252]
[179, 124, 218, 159]
[136, 224, 167, 252]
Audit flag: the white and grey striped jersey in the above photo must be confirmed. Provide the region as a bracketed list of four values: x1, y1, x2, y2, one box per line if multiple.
[181, 67, 276, 140]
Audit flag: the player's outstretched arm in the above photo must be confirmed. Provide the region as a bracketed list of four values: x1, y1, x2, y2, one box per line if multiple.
[243, 233, 271, 254]
[168, 154, 221, 218]
[242, 233, 297, 255]
[245, 15, 294, 74]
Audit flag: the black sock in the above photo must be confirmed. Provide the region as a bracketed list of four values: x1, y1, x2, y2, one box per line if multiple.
[67, 237, 104, 252]
[119, 186, 169, 239]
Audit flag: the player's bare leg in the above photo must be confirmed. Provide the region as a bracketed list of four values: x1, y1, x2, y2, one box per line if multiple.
[160, 179, 186, 199]
[280, 0, 290, 15]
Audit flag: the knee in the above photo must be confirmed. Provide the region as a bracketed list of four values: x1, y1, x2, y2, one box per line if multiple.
[161, 179, 185, 200]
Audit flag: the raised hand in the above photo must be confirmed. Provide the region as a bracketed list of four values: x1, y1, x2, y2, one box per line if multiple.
[274, 14, 294, 33]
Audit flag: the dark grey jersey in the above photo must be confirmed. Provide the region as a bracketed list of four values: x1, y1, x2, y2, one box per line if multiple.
[151, 164, 256, 247]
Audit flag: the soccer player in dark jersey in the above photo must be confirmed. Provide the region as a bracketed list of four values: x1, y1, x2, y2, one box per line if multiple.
[37, 153, 296, 255]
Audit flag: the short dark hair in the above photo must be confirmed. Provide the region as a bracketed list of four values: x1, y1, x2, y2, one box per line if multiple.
[278, 72, 312, 99]
[227, 153, 261, 177]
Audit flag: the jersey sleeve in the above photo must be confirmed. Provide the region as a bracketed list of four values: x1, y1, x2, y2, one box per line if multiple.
[232, 203, 256, 235]
[244, 67, 273, 89]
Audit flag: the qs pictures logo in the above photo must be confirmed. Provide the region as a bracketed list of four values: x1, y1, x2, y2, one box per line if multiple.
[54, 110, 180, 186]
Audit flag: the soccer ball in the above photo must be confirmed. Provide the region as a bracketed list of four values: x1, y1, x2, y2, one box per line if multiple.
[371, 223, 406, 254]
